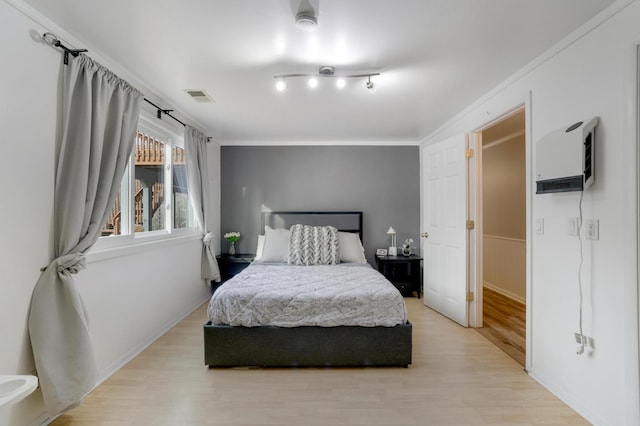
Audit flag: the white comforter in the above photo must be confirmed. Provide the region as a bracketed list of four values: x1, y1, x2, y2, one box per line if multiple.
[208, 263, 408, 327]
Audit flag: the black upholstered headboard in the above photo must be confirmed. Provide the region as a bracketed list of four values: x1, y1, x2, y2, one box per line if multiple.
[260, 211, 363, 244]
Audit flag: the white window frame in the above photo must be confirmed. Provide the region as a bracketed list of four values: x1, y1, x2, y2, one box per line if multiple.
[90, 111, 199, 256]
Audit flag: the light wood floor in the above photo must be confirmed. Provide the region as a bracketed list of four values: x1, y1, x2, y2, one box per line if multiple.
[475, 287, 526, 366]
[52, 298, 587, 426]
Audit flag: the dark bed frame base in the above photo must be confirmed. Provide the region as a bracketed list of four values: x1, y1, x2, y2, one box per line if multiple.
[204, 322, 412, 368]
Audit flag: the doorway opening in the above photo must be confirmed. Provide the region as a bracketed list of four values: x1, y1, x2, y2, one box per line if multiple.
[474, 108, 527, 366]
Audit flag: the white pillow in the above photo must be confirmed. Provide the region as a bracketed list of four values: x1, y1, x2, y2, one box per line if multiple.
[339, 232, 367, 263]
[256, 226, 290, 263]
[254, 235, 265, 261]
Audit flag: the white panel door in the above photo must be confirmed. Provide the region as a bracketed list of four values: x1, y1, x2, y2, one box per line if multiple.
[421, 134, 468, 326]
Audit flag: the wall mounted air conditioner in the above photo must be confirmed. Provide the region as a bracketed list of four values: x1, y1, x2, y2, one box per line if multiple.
[536, 117, 598, 194]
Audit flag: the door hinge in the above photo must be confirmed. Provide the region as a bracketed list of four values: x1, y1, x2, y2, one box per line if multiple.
[466, 292, 475, 302]
[466, 220, 475, 230]
[465, 148, 474, 159]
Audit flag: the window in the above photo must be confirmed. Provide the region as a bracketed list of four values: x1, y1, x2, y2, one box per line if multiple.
[101, 116, 193, 240]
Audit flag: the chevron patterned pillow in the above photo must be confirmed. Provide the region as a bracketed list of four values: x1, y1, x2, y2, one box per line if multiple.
[288, 224, 339, 265]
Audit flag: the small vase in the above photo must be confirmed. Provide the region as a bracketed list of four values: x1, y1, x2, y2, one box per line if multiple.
[229, 241, 236, 255]
[402, 247, 412, 257]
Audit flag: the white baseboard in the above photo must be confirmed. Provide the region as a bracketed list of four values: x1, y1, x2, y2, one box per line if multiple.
[38, 293, 210, 425]
[528, 368, 604, 426]
[98, 295, 210, 381]
[483, 281, 526, 305]
[34, 296, 211, 426]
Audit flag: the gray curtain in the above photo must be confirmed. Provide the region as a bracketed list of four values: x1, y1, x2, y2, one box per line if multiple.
[185, 125, 221, 282]
[29, 54, 143, 415]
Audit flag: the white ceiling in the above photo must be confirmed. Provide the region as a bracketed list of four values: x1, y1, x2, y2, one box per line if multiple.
[25, 0, 615, 144]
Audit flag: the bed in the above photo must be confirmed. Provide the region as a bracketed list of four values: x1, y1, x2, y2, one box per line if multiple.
[203, 211, 412, 368]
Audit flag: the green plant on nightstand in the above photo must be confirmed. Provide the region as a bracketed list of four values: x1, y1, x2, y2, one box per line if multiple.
[401, 238, 413, 256]
[224, 231, 240, 255]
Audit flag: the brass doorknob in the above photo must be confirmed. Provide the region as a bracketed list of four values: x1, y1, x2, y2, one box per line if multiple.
[421, 232, 429, 238]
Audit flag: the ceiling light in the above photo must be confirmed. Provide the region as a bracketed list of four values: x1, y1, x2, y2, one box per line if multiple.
[275, 79, 287, 92]
[295, 12, 318, 32]
[273, 66, 380, 93]
[366, 76, 376, 93]
[318, 65, 335, 76]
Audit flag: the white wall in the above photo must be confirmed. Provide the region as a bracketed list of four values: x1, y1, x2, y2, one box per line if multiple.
[483, 135, 526, 301]
[0, 2, 218, 425]
[483, 236, 526, 302]
[422, 1, 639, 424]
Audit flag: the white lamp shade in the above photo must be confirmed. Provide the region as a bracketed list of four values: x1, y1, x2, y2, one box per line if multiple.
[387, 226, 397, 255]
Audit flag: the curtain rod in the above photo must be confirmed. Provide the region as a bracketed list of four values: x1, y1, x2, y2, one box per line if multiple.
[42, 32, 212, 142]
[142, 98, 186, 127]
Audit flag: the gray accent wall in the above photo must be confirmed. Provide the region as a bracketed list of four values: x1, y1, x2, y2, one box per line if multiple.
[221, 145, 420, 263]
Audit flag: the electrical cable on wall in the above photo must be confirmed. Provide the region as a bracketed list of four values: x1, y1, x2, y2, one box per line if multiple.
[576, 190, 585, 355]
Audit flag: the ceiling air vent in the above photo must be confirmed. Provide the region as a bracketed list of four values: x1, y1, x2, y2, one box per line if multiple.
[184, 89, 214, 103]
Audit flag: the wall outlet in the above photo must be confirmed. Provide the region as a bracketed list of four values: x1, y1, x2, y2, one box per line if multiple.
[567, 217, 579, 236]
[585, 219, 599, 240]
[574, 332, 595, 349]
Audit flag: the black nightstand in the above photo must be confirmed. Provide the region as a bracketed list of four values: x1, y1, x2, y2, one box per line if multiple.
[375, 254, 423, 298]
[216, 253, 255, 282]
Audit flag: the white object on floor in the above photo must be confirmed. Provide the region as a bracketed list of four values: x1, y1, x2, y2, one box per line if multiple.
[0, 375, 38, 407]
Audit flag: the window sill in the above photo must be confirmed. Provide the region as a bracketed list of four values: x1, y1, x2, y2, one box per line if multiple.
[87, 231, 202, 264]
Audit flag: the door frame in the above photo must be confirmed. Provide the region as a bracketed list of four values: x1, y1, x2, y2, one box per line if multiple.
[467, 132, 480, 327]
[468, 100, 532, 370]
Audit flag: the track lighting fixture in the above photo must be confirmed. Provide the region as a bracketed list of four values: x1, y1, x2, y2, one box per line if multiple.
[366, 76, 376, 93]
[274, 66, 379, 93]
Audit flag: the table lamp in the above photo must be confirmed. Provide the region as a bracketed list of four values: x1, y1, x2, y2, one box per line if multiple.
[387, 226, 397, 256]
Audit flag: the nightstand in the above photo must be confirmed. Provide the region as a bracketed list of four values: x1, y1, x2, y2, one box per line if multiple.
[375, 254, 423, 298]
[216, 253, 255, 282]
